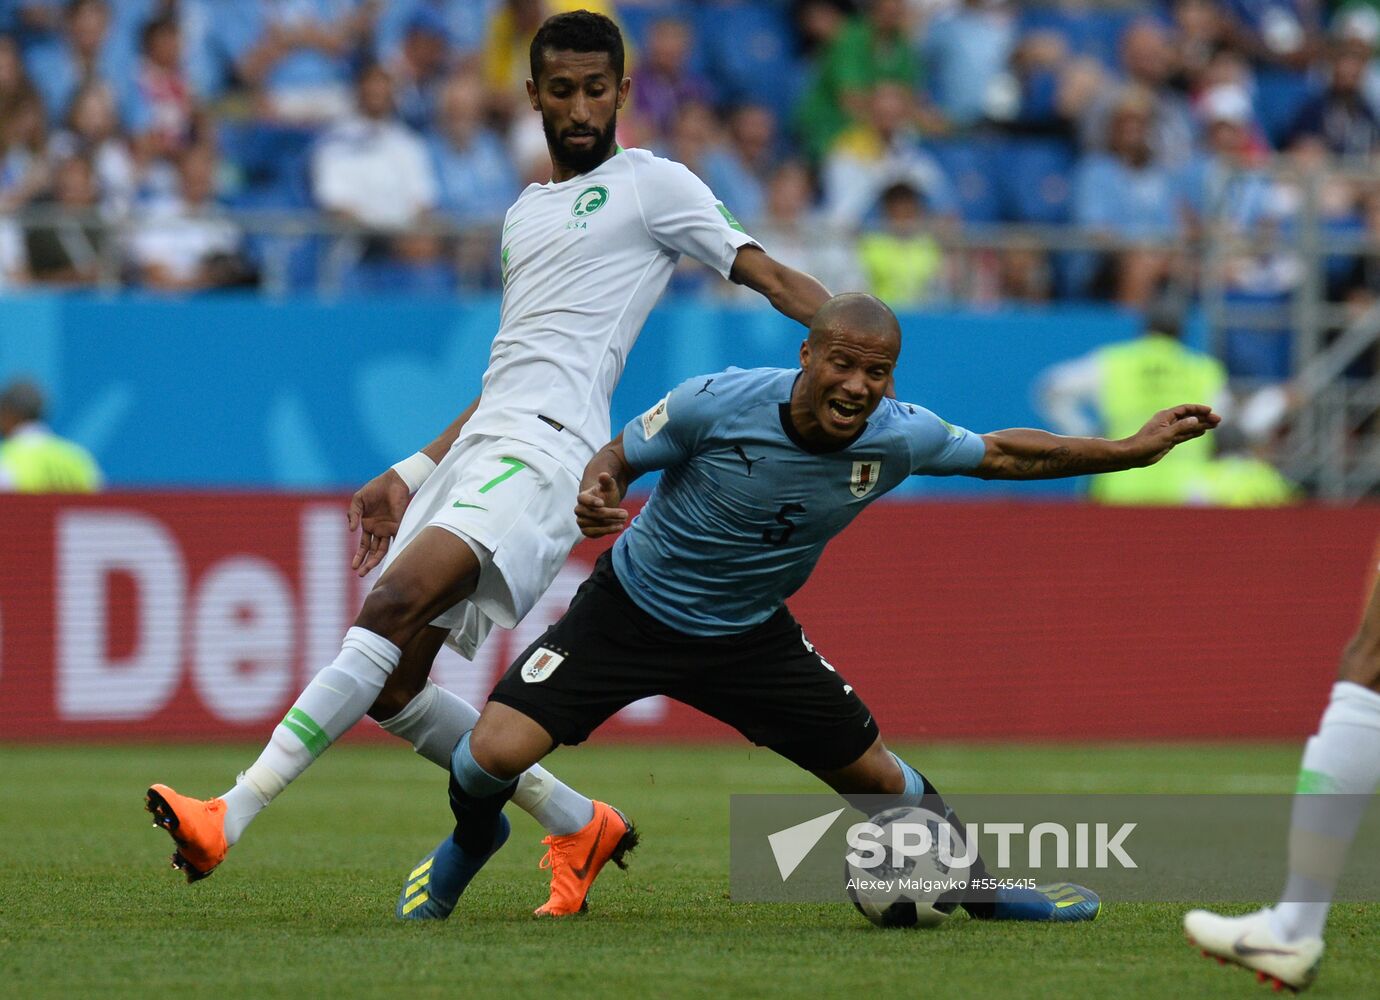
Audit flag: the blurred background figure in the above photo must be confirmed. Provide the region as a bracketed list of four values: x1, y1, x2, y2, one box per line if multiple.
[128, 143, 253, 293]
[1036, 295, 1228, 505]
[0, 378, 101, 492]
[1072, 86, 1181, 306]
[857, 180, 945, 306]
[225, 0, 375, 124]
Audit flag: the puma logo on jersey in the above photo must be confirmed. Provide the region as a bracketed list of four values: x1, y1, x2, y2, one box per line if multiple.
[695, 378, 717, 396]
[731, 445, 764, 476]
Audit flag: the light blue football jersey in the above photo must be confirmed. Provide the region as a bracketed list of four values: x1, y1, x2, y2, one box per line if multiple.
[614, 367, 987, 635]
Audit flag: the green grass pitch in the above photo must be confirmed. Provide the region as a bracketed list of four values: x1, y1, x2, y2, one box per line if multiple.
[1, 742, 1374, 998]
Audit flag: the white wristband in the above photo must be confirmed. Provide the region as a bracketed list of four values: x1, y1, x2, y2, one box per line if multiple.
[390, 452, 437, 495]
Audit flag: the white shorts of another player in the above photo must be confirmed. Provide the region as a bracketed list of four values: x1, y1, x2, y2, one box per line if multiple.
[378, 431, 583, 658]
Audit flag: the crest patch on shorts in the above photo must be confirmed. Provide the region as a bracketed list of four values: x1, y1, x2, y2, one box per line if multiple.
[521, 647, 566, 684]
[641, 395, 670, 439]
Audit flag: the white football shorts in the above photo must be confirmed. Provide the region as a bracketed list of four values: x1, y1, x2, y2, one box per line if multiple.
[377, 432, 582, 658]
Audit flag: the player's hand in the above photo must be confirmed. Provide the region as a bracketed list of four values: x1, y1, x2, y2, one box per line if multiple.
[1126, 403, 1221, 467]
[575, 472, 629, 538]
[347, 468, 412, 576]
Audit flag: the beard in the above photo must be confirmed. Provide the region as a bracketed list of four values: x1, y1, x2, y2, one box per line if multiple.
[542, 109, 618, 175]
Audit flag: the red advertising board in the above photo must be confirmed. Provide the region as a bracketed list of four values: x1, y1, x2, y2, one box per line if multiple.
[1, 495, 1374, 743]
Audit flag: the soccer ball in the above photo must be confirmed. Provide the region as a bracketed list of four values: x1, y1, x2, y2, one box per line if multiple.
[846, 806, 969, 928]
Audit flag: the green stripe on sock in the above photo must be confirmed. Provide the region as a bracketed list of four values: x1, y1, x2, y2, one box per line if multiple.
[1295, 768, 1339, 794]
[281, 707, 330, 757]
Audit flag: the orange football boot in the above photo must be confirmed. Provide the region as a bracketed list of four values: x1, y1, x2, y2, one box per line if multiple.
[533, 800, 638, 916]
[145, 784, 228, 883]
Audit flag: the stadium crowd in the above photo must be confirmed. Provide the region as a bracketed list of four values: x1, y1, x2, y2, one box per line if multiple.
[1, 1, 1379, 364]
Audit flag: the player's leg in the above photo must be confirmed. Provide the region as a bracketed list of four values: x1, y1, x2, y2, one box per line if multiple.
[147, 527, 481, 881]
[370, 628, 599, 838]
[687, 613, 1098, 923]
[397, 706, 549, 920]
[403, 555, 646, 918]
[1185, 574, 1380, 990]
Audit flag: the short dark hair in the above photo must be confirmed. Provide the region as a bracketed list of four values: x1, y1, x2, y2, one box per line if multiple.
[529, 10, 624, 84]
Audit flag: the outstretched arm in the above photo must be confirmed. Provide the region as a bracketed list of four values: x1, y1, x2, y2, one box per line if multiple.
[729, 245, 831, 327]
[347, 395, 481, 575]
[575, 434, 642, 538]
[969, 403, 1220, 481]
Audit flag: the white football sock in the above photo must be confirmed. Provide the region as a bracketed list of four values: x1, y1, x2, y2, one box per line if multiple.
[378, 680, 595, 835]
[220, 627, 400, 845]
[1270, 681, 1380, 942]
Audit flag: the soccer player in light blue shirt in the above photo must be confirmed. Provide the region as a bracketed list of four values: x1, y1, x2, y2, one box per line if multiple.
[423, 293, 1219, 922]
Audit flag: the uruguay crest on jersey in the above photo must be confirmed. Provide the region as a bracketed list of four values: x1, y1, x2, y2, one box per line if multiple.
[849, 459, 881, 498]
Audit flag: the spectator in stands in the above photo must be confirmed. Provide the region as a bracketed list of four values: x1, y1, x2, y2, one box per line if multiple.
[377, 0, 497, 67]
[22, 153, 106, 285]
[1221, 0, 1322, 72]
[820, 81, 957, 230]
[0, 379, 101, 493]
[717, 158, 862, 304]
[312, 61, 437, 231]
[796, 0, 943, 162]
[631, 16, 712, 143]
[920, 0, 1016, 129]
[312, 61, 440, 287]
[428, 70, 518, 224]
[1169, 0, 1229, 91]
[129, 144, 252, 293]
[389, 8, 453, 132]
[702, 104, 777, 228]
[1081, 19, 1195, 168]
[125, 12, 199, 174]
[50, 81, 135, 216]
[225, 0, 375, 124]
[858, 181, 945, 306]
[988, 29, 1104, 142]
[1179, 85, 1273, 238]
[665, 100, 721, 183]
[1073, 86, 1182, 306]
[994, 239, 1053, 304]
[1285, 23, 1380, 161]
[0, 29, 34, 113]
[0, 36, 49, 210]
[24, 0, 123, 123]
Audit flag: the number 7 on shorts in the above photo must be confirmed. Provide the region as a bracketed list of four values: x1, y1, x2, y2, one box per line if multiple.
[479, 457, 528, 494]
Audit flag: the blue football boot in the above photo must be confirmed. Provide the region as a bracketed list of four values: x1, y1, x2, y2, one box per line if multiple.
[992, 882, 1101, 922]
[397, 813, 511, 920]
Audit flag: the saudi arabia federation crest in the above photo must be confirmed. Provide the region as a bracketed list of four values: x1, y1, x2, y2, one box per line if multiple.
[849, 460, 881, 498]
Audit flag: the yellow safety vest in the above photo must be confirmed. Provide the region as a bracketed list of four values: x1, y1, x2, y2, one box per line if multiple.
[1189, 456, 1298, 508]
[0, 432, 101, 493]
[1090, 335, 1226, 505]
[858, 233, 943, 307]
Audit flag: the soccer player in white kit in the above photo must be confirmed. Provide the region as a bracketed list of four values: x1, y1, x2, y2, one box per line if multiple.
[145, 10, 832, 919]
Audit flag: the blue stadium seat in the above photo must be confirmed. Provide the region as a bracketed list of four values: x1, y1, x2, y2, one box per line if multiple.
[1016, 7, 1134, 70]
[1252, 67, 1315, 148]
[218, 122, 319, 191]
[693, 1, 804, 121]
[997, 137, 1076, 225]
[924, 138, 1001, 223]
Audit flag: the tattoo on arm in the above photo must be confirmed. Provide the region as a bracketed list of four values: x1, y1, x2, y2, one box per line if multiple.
[1010, 446, 1083, 477]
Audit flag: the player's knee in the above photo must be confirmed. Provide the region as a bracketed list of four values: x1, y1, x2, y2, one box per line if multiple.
[356, 579, 430, 645]
[1338, 630, 1380, 690]
[467, 729, 525, 783]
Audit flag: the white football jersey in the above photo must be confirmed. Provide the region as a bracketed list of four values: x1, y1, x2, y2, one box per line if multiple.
[460, 147, 759, 469]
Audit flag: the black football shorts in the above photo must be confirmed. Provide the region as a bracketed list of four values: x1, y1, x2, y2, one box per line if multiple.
[487, 551, 879, 771]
